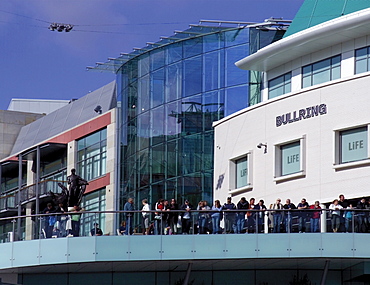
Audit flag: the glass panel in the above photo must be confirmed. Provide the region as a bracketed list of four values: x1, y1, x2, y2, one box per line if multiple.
[85, 132, 100, 148]
[183, 56, 202, 97]
[331, 65, 341, 80]
[204, 33, 221, 53]
[302, 76, 311, 88]
[340, 127, 368, 163]
[151, 68, 165, 108]
[166, 63, 182, 102]
[355, 47, 368, 60]
[138, 149, 150, 188]
[166, 100, 181, 139]
[312, 58, 330, 74]
[85, 142, 100, 158]
[151, 106, 165, 145]
[225, 85, 249, 117]
[312, 69, 330, 86]
[150, 49, 165, 71]
[356, 59, 368, 74]
[269, 73, 291, 99]
[77, 139, 85, 151]
[281, 141, 300, 176]
[236, 156, 248, 188]
[167, 140, 179, 178]
[203, 91, 223, 129]
[224, 29, 249, 47]
[167, 42, 183, 64]
[152, 144, 165, 182]
[137, 111, 150, 149]
[204, 51, 220, 92]
[226, 44, 249, 87]
[183, 37, 202, 58]
[138, 55, 149, 77]
[138, 75, 150, 113]
[182, 134, 202, 173]
[182, 95, 203, 134]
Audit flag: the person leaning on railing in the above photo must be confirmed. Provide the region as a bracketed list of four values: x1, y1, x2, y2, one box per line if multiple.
[309, 201, 321, 233]
[329, 199, 343, 233]
[180, 200, 193, 234]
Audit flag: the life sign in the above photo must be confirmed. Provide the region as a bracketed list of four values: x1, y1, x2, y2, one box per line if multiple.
[287, 154, 299, 164]
[349, 140, 364, 150]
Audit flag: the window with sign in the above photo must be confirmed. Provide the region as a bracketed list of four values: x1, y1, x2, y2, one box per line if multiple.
[281, 141, 300, 176]
[235, 157, 248, 188]
[340, 127, 368, 164]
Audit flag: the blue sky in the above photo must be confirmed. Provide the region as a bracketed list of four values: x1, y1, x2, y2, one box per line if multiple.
[0, 0, 304, 111]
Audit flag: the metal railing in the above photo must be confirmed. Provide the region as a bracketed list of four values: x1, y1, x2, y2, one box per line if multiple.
[0, 180, 66, 211]
[0, 208, 370, 243]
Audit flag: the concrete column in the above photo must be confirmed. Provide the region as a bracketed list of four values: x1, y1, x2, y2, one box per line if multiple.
[24, 205, 33, 240]
[320, 205, 327, 233]
[105, 109, 117, 235]
[67, 141, 77, 173]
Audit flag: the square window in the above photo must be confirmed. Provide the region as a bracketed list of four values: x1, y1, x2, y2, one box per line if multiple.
[274, 136, 306, 182]
[281, 141, 300, 176]
[340, 126, 368, 164]
[229, 152, 253, 194]
[235, 157, 248, 188]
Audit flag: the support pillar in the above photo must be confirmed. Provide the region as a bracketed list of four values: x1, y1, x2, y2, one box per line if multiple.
[320, 206, 327, 233]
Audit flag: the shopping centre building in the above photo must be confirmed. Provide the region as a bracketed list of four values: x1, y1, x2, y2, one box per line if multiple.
[2, 0, 370, 284]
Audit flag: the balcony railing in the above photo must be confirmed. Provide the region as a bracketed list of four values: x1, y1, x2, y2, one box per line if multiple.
[0, 208, 369, 243]
[0, 180, 66, 211]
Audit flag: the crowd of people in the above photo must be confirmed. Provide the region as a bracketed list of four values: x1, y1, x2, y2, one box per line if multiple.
[122, 194, 370, 235]
[40, 194, 370, 238]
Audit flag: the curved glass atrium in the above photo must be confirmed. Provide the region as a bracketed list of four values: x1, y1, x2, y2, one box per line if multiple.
[92, 20, 288, 208]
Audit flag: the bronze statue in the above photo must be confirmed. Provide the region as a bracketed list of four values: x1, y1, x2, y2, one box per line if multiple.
[50, 169, 88, 208]
[67, 168, 88, 207]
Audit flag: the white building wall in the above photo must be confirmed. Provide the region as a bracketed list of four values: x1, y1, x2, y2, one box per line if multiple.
[214, 72, 370, 206]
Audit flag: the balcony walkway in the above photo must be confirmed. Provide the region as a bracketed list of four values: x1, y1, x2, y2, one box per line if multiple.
[0, 233, 369, 275]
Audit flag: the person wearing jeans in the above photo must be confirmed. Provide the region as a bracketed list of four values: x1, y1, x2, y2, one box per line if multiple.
[309, 201, 321, 233]
[211, 200, 223, 234]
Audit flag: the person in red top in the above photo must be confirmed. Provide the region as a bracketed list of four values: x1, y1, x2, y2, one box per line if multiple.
[309, 201, 321, 232]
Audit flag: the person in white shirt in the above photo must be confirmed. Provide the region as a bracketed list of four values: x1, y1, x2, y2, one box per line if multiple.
[329, 199, 343, 232]
[141, 199, 151, 235]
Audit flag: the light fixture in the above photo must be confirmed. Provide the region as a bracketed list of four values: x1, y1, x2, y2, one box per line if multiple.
[257, 143, 267, 154]
[94, 105, 102, 114]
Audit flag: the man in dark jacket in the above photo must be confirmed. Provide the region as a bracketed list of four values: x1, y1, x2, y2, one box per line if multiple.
[236, 197, 249, 233]
[283, 199, 296, 233]
[222, 197, 236, 234]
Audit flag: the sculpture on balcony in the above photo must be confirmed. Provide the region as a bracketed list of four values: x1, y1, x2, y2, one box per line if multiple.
[67, 168, 88, 207]
[50, 169, 88, 208]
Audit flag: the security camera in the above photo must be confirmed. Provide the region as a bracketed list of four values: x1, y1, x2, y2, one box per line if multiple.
[257, 143, 263, 148]
[94, 105, 102, 114]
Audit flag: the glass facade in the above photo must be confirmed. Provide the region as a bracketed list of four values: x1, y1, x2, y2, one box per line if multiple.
[340, 127, 368, 164]
[77, 129, 107, 181]
[116, 24, 285, 208]
[302, 55, 341, 88]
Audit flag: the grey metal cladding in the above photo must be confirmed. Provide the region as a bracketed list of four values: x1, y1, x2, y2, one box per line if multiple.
[10, 81, 116, 156]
